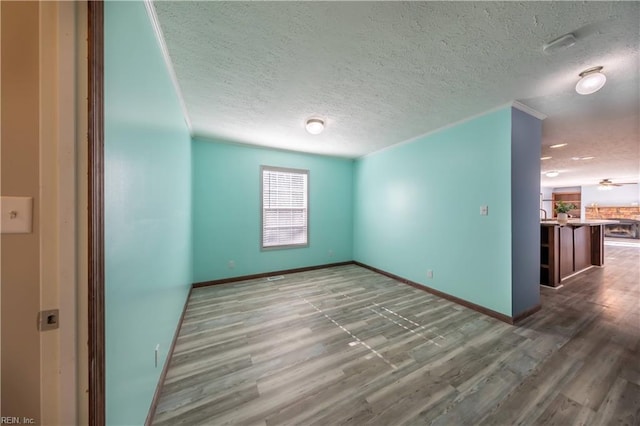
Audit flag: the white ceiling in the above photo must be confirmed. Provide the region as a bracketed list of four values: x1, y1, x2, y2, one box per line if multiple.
[152, 1, 640, 189]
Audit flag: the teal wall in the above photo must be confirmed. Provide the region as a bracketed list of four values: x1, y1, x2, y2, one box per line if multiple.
[105, 2, 192, 425]
[192, 138, 353, 282]
[353, 108, 514, 316]
[103, 5, 538, 420]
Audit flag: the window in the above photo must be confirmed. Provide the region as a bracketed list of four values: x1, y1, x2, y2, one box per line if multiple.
[261, 166, 309, 249]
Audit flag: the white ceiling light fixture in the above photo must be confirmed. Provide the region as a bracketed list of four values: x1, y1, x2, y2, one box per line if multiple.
[575, 66, 606, 95]
[541, 156, 552, 160]
[549, 143, 568, 149]
[545, 171, 560, 177]
[305, 118, 325, 135]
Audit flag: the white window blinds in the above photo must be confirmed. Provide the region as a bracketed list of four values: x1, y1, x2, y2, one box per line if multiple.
[261, 166, 309, 249]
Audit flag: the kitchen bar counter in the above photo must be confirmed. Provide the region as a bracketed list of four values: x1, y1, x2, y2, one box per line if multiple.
[540, 220, 617, 287]
[540, 219, 619, 226]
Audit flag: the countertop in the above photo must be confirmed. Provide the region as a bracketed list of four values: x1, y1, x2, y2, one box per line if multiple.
[540, 219, 619, 226]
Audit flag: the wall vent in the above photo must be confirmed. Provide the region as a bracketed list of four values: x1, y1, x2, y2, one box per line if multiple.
[266, 275, 285, 282]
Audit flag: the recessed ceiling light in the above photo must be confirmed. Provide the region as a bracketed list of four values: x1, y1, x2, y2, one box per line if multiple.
[576, 66, 606, 95]
[305, 118, 325, 135]
[550, 143, 568, 149]
[545, 171, 560, 177]
[541, 156, 552, 160]
[571, 156, 595, 161]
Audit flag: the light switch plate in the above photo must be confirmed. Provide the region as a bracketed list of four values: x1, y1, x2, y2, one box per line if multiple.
[480, 205, 489, 216]
[1, 196, 33, 233]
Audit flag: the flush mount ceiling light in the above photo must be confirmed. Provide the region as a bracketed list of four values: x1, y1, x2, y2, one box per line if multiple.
[550, 143, 568, 149]
[575, 66, 606, 95]
[545, 171, 560, 178]
[305, 118, 325, 135]
[541, 156, 552, 160]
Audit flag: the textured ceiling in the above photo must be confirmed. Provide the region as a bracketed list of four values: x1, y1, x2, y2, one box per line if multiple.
[152, 1, 639, 188]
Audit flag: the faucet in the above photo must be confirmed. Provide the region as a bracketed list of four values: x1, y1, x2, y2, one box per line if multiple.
[540, 209, 548, 220]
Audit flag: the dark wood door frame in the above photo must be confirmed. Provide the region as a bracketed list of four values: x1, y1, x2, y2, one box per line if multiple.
[88, 1, 105, 425]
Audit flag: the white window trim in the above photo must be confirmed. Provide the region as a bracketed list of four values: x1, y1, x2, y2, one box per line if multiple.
[260, 165, 309, 250]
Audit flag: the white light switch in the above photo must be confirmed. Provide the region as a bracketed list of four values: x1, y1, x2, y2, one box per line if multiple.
[480, 205, 489, 216]
[1, 196, 33, 233]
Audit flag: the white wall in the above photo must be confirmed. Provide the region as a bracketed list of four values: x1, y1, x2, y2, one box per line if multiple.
[540, 187, 553, 219]
[1, 3, 42, 421]
[581, 183, 640, 217]
[540, 186, 581, 218]
[543, 184, 640, 218]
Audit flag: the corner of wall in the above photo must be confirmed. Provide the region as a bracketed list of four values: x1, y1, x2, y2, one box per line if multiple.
[510, 107, 543, 317]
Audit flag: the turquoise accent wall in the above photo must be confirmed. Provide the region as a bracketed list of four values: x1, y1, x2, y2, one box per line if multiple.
[353, 109, 514, 316]
[105, 2, 192, 425]
[102, 6, 539, 419]
[192, 138, 353, 282]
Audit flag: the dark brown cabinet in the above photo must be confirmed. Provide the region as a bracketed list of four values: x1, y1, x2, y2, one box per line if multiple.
[540, 223, 607, 287]
[573, 226, 591, 272]
[559, 226, 575, 280]
[540, 226, 558, 286]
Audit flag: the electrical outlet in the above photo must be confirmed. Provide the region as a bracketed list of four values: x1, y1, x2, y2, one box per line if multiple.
[328, 249, 334, 258]
[228, 260, 235, 269]
[426, 270, 434, 279]
[480, 205, 489, 216]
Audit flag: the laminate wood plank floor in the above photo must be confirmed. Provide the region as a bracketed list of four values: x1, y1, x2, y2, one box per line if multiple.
[152, 245, 639, 425]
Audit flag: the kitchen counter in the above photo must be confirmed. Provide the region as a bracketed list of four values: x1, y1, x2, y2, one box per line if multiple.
[540, 221, 611, 287]
[540, 219, 619, 226]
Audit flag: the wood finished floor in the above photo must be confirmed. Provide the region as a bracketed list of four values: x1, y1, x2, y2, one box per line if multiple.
[152, 245, 640, 425]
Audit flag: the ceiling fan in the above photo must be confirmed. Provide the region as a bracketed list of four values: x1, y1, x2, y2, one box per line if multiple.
[597, 178, 637, 190]
[598, 178, 623, 187]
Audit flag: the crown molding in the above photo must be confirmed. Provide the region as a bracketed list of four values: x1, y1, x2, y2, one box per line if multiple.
[512, 101, 547, 120]
[144, 0, 193, 135]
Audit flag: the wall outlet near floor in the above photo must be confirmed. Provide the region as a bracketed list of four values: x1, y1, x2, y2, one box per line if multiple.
[228, 260, 235, 269]
[426, 270, 434, 279]
[328, 249, 334, 258]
